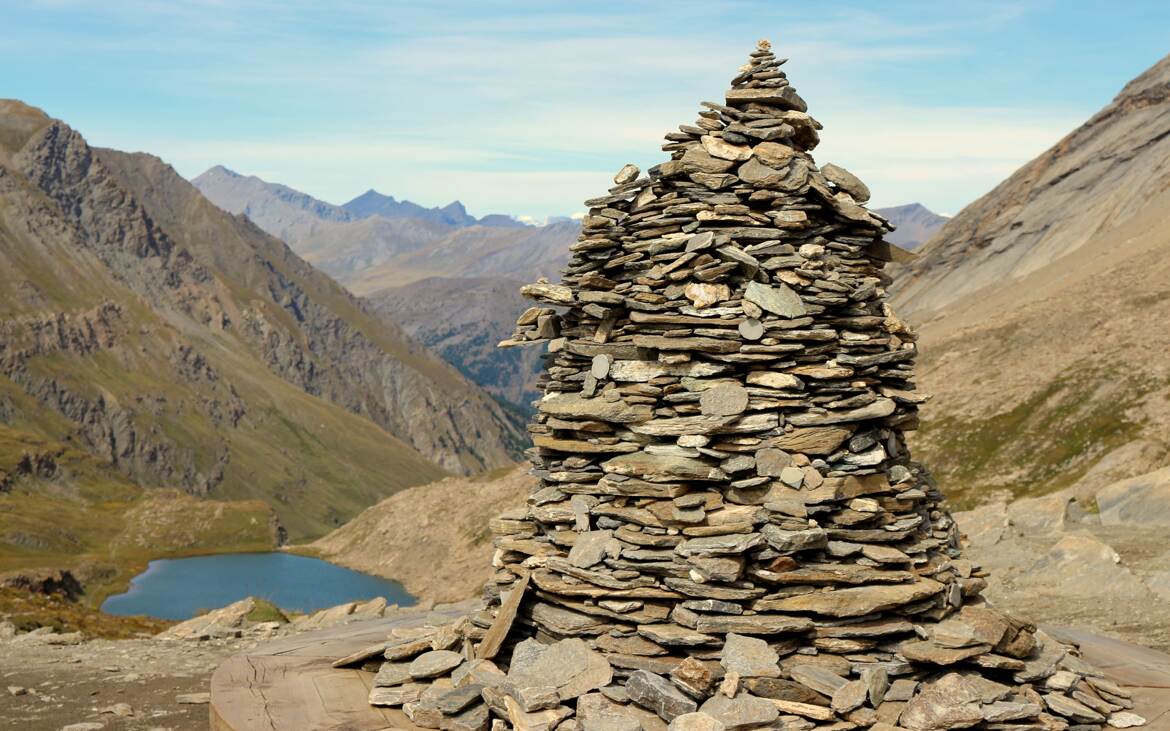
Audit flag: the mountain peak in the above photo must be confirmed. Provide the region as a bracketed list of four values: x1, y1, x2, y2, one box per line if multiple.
[0, 98, 54, 158]
[0, 98, 49, 122]
[198, 164, 243, 180]
[341, 189, 476, 227]
[874, 203, 949, 250]
[351, 188, 398, 205]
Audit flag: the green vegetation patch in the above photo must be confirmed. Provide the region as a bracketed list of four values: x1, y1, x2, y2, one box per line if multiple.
[917, 367, 1148, 508]
[245, 597, 289, 624]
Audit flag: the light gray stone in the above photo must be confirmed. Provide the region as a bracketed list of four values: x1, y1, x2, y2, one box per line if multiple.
[744, 281, 806, 318]
[668, 712, 726, 731]
[700, 384, 750, 417]
[626, 670, 698, 721]
[410, 650, 464, 679]
[698, 693, 780, 730]
[720, 633, 780, 678]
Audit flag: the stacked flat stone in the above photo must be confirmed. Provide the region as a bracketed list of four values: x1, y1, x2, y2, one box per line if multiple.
[347, 41, 1143, 731]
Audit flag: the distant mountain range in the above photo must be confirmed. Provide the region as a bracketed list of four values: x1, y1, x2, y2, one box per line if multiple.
[0, 99, 526, 576]
[194, 166, 525, 233]
[343, 188, 527, 229]
[877, 202, 949, 250]
[193, 167, 947, 410]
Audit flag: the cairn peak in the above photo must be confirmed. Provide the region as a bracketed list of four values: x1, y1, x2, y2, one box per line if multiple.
[346, 42, 1133, 731]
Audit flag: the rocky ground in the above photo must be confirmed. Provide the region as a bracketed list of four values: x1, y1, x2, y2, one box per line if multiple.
[0, 595, 429, 730]
[0, 628, 223, 731]
[956, 465, 1170, 653]
[3, 461, 1168, 730]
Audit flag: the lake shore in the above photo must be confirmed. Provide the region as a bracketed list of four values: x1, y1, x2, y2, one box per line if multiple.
[0, 595, 464, 731]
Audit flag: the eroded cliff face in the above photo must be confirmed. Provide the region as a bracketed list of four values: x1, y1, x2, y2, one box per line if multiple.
[0, 100, 521, 539]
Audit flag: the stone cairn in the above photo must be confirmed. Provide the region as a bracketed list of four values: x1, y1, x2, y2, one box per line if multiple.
[341, 41, 1144, 731]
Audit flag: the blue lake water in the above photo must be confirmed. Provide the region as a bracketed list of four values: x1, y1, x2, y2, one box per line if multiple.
[101, 552, 415, 621]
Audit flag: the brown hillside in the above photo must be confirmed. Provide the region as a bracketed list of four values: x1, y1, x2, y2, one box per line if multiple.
[886, 54, 1170, 505]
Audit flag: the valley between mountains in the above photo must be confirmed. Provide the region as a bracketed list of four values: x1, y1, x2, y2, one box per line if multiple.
[0, 100, 523, 604]
[2, 49, 1169, 667]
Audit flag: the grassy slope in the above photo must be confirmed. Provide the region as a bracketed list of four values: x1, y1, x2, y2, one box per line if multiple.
[911, 186, 1170, 507]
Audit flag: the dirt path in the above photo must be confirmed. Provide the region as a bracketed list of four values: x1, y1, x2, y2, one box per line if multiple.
[0, 633, 242, 731]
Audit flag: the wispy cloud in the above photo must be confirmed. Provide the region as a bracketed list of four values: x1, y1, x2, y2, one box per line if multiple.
[6, 1, 1164, 218]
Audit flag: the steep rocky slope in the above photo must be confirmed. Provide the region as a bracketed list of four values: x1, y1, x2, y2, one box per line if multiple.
[875, 203, 948, 250]
[369, 277, 544, 410]
[885, 54, 1170, 505]
[911, 186, 1170, 505]
[0, 100, 523, 551]
[307, 466, 533, 603]
[893, 52, 1170, 317]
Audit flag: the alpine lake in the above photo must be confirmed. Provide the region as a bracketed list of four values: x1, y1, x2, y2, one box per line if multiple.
[101, 551, 414, 621]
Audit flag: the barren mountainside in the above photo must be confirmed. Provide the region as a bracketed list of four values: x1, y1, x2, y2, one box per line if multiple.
[308, 466, 533, 603]
[893, 52, 1170, 318]
[0, 100, 524, 551]
[369, 277, 545, 410]
[888, 54, 1170, 506]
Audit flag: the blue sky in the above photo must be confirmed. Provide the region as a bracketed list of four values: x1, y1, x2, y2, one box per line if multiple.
[3, 1, 1169, 221]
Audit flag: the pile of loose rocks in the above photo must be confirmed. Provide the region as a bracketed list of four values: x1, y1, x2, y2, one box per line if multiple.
[341, 40, 1145, 731]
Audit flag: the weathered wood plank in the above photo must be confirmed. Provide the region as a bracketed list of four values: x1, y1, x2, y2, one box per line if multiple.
[476, 572, 529, 660]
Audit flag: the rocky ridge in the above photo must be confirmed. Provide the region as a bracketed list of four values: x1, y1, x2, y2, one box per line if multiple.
[892, 52, 1170, 318]
[338, 42, 1140, 731]
[344, 188, 526, 229]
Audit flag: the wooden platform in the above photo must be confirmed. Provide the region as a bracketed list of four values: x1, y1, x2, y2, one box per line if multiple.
[210, 615, 1170, 731]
